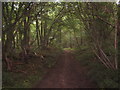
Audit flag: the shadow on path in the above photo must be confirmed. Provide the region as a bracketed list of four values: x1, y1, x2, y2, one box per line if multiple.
[33, 50, 96, 88]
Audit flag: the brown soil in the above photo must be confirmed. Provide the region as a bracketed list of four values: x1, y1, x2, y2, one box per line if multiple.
[33, 50, 97, 88]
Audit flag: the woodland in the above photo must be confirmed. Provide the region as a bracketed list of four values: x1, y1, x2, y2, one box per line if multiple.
[2, 2, 120, 88]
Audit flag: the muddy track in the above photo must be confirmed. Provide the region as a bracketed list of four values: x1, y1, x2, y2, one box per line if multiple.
[33, 50, 96, 88]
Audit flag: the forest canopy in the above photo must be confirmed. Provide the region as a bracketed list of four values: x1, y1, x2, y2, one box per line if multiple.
[2, 2, 119, 69]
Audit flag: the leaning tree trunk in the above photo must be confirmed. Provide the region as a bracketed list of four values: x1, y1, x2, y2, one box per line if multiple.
[117, 4, 120, 69]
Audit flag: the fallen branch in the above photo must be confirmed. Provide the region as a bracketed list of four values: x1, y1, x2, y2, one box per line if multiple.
[13, 62, 24, 65]
[12, 69, 27, 74]
[100, 48, 115, 69]
[93, 43, 114, 69]
[5, 57, 12, 71]
[93, 50, 109, 69]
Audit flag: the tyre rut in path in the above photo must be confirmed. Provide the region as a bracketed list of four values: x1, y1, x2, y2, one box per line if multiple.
[33, 50, 96, 88]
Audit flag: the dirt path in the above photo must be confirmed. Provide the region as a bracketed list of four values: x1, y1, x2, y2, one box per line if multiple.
[33, 50, 96, 88]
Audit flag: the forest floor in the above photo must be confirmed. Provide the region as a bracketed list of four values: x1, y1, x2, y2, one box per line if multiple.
[33, 50, 96, 88]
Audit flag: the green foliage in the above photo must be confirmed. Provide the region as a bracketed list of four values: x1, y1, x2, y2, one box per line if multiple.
[2, 72, 15, 88]
[2, 2, 118, 88]
[75, 46, 95, 65]
[42, 49, 63, 68]
[63, 48, 75, 51]
[13, 73, 43, 88]
[44, 57, 56, 68]
[99, 78, 118, 88]
[88, 63, 118, 88]
[3, 70, 43, 88]
[75, 46, 118, 88]
[3, 48, 62, 88]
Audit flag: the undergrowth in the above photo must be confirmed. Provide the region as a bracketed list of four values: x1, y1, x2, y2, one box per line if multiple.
[75, 46, 118, 88]
[2, 48, 62, 88]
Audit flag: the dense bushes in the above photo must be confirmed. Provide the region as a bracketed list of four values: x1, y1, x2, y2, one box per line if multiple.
[75, 46, 118, 88]
[2, 49, 62, 88]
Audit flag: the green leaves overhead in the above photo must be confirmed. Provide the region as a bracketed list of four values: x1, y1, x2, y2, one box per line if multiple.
[2, 2, 117, 57]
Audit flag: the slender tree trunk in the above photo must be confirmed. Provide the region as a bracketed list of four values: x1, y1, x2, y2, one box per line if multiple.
[73, 29, 79, 47]
[36, 16, 40, 46]
[117, 5, 120, 69]
[70, 31, 72, 48]
[114, 21, 118, 69]
[43, 20, 47, 48]
[59, 29, 62, 47]
[40, 20, 43, 49]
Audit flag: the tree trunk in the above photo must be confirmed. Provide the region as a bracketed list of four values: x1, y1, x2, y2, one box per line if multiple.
[36, 15, 40, 46]
[117, 5, 120, 69]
